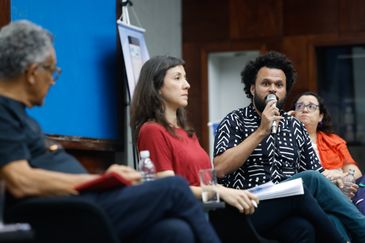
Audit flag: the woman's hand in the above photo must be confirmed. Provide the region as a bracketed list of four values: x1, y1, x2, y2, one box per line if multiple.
[217, 185, 259, 215]
[322, 169, 359, 198]
[345, 182, 359, 199]
[322, 169, 344, 187]
[287, 110, 296, 116]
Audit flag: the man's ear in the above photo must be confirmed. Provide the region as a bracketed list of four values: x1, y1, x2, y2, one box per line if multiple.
[25, 64, 38, 85]
[250, 85, 255, 96]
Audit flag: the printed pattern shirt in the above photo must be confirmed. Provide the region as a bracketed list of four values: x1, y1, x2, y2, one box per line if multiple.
[214, 103, 323, 189]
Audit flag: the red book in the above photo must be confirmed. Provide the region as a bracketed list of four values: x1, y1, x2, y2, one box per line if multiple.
[75, 172, 132, 192]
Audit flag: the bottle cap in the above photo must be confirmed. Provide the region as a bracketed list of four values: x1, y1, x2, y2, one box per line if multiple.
[140, 150, 150, 158]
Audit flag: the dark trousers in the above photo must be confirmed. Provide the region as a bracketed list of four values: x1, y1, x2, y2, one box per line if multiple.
[290, 170, 365, 242]
[80, 176, 220, 243]
[210, 185, 344, 243]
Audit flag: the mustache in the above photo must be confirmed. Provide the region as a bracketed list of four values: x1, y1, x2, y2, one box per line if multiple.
[253, 95, 286, 113]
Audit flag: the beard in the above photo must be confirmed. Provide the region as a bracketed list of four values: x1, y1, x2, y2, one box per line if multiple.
[253, 93, 286, 113]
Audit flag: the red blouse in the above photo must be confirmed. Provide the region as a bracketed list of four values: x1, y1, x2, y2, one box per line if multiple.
[138, 122, 212, 186]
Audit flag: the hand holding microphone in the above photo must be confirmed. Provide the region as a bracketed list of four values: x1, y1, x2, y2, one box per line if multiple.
[265, 94, 278, 134]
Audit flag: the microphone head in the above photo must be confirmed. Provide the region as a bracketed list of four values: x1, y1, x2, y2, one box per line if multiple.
[265, 94, 277, 104]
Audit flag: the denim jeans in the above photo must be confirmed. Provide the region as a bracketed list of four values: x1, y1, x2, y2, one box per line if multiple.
[290, 170, 365, 243]
[80, 176, 220, 243]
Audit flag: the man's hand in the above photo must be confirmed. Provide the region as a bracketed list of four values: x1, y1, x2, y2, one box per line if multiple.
[0, 160, 98, 198]
[106, 165, 142, 185]
[259, 100, 283, 135]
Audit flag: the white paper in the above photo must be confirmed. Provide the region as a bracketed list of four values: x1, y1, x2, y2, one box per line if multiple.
[248, 178, 304, 201]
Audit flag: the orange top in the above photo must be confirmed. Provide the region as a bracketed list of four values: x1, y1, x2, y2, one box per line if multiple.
[316, 131, 356, 170]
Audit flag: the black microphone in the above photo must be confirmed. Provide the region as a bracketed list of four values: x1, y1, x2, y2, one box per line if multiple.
[265, 94, 278, 134]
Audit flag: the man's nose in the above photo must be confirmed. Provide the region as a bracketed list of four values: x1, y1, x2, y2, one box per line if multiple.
[269, 83, 277, 92]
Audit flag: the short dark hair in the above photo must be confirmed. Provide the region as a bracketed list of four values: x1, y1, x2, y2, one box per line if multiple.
[241, 51, 297, 99]
[291, 91, 334, 133]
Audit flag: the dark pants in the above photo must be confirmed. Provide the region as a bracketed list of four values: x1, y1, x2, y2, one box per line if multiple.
[80, 176, 220, 243]
[269, 217, 315, 243]
[290, 170, 365, 243]
[210, 185, 344, 243]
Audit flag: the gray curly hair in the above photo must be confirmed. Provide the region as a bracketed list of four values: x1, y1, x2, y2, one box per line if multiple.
[0, 20, 53, 80]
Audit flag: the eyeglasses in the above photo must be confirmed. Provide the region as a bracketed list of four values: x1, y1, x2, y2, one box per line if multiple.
[38, 64, 62, 81]
[295, 102, 319, 112]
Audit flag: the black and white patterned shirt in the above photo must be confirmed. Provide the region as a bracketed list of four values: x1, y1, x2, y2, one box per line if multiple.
[214, 103, 323, 189]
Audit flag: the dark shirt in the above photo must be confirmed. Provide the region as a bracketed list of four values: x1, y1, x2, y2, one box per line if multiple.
[214, 103, 323, 189]
[0, 95, 87, 174]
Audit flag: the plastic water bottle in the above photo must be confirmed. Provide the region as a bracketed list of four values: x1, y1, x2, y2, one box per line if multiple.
[342, 169, 356, 198]
[138, 150, 156, 182]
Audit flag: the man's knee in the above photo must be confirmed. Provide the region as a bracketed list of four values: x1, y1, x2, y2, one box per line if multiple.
[294, 170, 327, 186]
[151, 176, 194, 200]
[158, 176, 191, 193]
[296, 170, 322, 180]
[160, 176, 189, 187]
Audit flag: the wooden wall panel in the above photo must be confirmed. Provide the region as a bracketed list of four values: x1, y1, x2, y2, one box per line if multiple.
[0, 0, 10, 27]
[339, 0, 365, 34]
[181, 0, 365, 152]
[282, 36, 311, 108]
[183, 43, 205, 141]
[48, 135, 122, 173]
[66, 150, 114, 174]
[283, 0, 338, 36]
[182, 0, 230, 42]
[229, 0, 282, 40]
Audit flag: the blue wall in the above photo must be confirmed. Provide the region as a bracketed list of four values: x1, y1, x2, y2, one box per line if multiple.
[11, 0, 121, 139]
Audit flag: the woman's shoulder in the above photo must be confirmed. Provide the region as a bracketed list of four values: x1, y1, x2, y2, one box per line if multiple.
[317, 131, 346, 145]
[140, 122, 167, 135]
[141, 121, 163, 129]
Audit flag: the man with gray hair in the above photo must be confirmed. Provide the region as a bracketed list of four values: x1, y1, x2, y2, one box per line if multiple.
[0, 20, 220, 243]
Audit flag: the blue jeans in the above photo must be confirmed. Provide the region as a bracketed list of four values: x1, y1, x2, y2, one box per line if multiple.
[80, 176, 220, 243]
[290, 170, 365, 243]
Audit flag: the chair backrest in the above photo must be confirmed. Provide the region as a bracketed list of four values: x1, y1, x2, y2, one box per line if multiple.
[5, 197, 120, 243]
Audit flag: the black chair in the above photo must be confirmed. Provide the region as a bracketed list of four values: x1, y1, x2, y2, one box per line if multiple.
[5, 197, 120, 243]
[209, 205, 279, 243]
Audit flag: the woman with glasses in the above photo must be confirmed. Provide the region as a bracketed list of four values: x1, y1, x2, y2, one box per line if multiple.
[291, 91, 362, 187]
